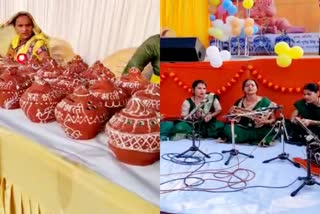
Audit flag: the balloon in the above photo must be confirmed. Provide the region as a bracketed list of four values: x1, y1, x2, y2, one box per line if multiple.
[222, 24, 232, 37]
[217, 5, 227, 16]
[220, 50, 231, 61]
[222, 0, 233, 10]
[227, 5, 238, 15]
[243, 0, 254, 9]
[231, 26, 241, 36]
[244, 26, 253, 36]
[244, 18, 254, 27]
[231, 17, 240, 27]
[212, 28, 224, 39]
[252, 25, 259, 34]
[276, 55, 292, 68]
[226, 15, 235, 24]
[206, 45, 220, 58]
[212, 19, 224, 29]
[210, 14, 216, 21]
[210, 56, 223, 68]
[289, 46, 304, 59]
[274, 42, 290, 55]
[209, 0, 221, 6]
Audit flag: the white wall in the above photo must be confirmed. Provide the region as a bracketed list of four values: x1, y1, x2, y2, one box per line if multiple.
[0, 0, 160, 65]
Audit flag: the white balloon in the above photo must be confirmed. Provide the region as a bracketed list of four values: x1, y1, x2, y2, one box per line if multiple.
[238, 19, 245, 28]
[219, 34, 229, 42]
[206, 46, 220, 58]
[222, 24, 232, 37]
[220, 50, 232, 61]
[226, 16, 235, 24]
[210, 56, 223, 68]
[213, 19, 224, 29]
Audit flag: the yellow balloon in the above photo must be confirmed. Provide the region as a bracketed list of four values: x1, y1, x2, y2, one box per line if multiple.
[243, 0, 254, 9]
[208, 27, 224, 40]
[209, 0, 221, 6]
[289, 46, 304, 59]
[276, 55, 292, 68]
[274, 42, 290, 55]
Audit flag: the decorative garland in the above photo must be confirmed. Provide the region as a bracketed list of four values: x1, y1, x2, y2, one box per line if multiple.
[247, 64, 320, 93]
[161, 64, 320, 94]
[160, 67, 245, 95]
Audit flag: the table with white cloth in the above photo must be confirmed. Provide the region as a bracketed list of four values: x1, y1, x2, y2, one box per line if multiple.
[0, 109, 159, 214]
[160, 139, 320, 214]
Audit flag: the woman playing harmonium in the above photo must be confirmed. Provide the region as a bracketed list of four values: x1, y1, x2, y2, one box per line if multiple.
[170, 80, 224, 141]
[290, 83, 320, 145]
[222, 79, 276, 146]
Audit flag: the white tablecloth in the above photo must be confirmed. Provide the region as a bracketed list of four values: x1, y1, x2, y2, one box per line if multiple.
[0, 109, 159, 207]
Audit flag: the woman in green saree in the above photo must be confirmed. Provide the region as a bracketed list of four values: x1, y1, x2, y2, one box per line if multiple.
[222, 79, 276, 145]
[170, 80, 224, 140]
[290, 83, 320, 145]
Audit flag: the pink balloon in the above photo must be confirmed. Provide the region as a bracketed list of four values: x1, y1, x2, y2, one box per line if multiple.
[217, 5, 227, 17]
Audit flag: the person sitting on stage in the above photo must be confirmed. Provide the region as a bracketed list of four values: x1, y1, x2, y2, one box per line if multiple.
[0, 11, 50, 61]
[170, 80, 224, 141]
[290, 83, 320, 145]
[222, 79, 276, 146]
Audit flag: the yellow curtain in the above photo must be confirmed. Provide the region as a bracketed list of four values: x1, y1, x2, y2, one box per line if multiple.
[160, 0, 209, 47]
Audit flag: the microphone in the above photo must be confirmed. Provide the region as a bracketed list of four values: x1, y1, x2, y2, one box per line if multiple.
[257, 105, 283, 112]
[183, 99, 208, 120]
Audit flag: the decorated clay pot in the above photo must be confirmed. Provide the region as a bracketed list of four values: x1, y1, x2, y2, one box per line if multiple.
[18, 56, 42, 79]
[133, 83, 160, 112]
[64, 55, 88, 76]
[0, 68, 32, 109]
[114, 67, 148, 96]
[105, 97, 160, 166]
[80, 61, 115, 83]
[89, 78, 128, 115]
[20, 78, 64, 123]
[55, 85, 109, 140]
[51, 72, 84, 96]
[36, 58, 63, 84]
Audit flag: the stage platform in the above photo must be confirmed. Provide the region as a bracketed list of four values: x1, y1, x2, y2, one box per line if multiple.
[160, 139, 320, 214]
[160, 57, 320, 119]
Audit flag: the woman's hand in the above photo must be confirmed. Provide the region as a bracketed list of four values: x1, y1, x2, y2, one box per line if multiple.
[204, 114, 212, 122]
[301, 118, 316, 127]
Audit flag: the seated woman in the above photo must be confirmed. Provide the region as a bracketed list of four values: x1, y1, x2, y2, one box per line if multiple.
[222, 79, 276, 146]
[290, 83, 320, 145]
[170, 80, 224, 140]
[1, 11, 50, 61]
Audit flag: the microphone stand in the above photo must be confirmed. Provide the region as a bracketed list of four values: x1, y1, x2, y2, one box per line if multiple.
[291, 119, 320, 196]
[222, 113, 255, 165]
[176, 102, 211, 158]
[262, 109, 300, 168]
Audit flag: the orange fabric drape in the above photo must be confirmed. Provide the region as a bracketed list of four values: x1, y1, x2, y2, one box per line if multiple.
[160, 0, 209, 47]
[160, 58, 320, 119]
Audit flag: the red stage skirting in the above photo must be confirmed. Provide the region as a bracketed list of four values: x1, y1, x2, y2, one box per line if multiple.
[160, 57, 320, 119]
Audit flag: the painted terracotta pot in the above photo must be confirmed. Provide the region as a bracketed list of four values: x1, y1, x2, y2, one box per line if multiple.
[114, 67, 148, 96]
[133, 83, 160, 112]
[89, 78, 128, 115]
[20, 78, 64, 123]
[105, 97, 160, 166]
[0, 68, 31, 109]
[55, 85, 109, 140]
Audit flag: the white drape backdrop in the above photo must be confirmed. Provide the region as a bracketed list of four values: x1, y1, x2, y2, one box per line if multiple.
[0, 0, 160, 65]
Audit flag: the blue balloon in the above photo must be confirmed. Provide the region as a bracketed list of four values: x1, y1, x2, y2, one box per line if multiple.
[222, 0, 233, 10]
[210, 14, 216, 21]
[253, 25, 259, 34]
[227, 5, 238, 15]
[240, 29, 246, 38]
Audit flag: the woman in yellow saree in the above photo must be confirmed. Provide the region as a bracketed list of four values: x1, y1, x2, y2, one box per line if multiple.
[0, 11, 50, 61]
